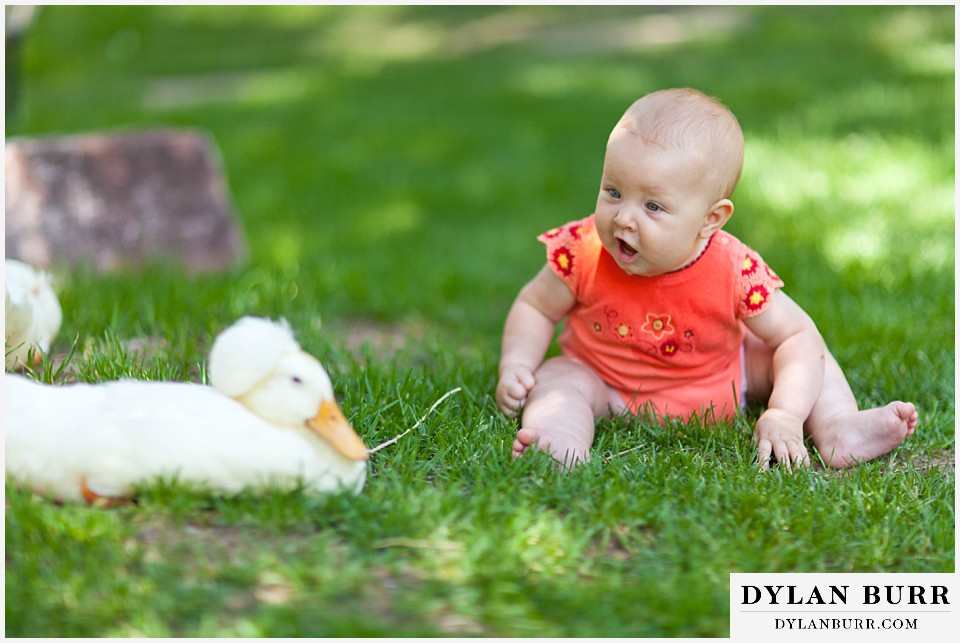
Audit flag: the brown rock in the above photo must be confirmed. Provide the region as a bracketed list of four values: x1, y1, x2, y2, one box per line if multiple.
[5, 129, 247, 273]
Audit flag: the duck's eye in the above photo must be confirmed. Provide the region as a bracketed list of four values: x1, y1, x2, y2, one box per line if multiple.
[291, 376, 303, 384]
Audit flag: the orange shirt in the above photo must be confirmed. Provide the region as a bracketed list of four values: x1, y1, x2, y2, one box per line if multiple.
[540, 215, 783, 421]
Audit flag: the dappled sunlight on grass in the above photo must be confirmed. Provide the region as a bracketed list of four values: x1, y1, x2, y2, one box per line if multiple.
[508, 510, 579, 578]
[262, 228, 304, 270]
[162, 4, 339, 29]
[510, 60, 657, 100]
[143, 68, 319, 111]
[800, 81, 949, 137]
[741, 134, 952, 280]
[523, 7, 751, 56]
[352, 200, 424, 243]
[307, 9, 445, 71]
[869, 7, 956, 77]
[182, 6, 758, 76]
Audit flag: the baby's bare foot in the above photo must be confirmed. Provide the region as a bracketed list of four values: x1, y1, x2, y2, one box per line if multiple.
[513, 427, 590, 467]
[815, 401, 918, 468]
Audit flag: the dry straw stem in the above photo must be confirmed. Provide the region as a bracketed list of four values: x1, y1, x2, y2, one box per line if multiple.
[369, 387, 463, 454]
[605, 444, 646, 461]
[372, 537, 463, 551]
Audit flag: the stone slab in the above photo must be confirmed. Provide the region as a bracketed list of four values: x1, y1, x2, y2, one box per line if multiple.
[5, 129, 247, 273]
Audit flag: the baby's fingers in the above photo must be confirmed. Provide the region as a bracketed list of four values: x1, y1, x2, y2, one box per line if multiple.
[506, 379, 530, 400]
[773, 442, 810, 473]
[772, 441, 795, 472]
[497, 394, 521, 417]
[756, 439, 810, 472]
[755, 438, 773, 471]
[516, 369, 536, 392]
[496, 384, 526, 417]
[789, 445, 811, 471]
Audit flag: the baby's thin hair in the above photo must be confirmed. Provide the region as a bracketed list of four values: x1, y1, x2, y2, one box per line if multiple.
[616, 88, 744, 198]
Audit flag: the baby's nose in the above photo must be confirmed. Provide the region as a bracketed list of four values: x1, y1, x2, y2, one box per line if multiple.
[614, 210, 638, 230]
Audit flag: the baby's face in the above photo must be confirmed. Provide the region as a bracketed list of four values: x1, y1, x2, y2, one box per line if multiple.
[595, 129, 721, 277]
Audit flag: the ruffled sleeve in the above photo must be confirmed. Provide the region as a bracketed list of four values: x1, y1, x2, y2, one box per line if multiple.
[537, 217, 593, 295]
[735, 245, 785, 319]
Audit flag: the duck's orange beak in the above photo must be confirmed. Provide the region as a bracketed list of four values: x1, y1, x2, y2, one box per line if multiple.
[307, 400, 369, 461]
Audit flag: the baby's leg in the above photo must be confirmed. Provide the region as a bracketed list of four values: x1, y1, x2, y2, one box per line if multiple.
[514, 356, 624, 466]
[744, 331, 918, 469]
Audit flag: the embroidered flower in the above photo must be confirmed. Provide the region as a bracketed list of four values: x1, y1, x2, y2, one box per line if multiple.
[567, 223, 583, 240]
[660, 340, 679, 357]
[550, 246, 574, 277]
[640, 313, 674, 340]
[742, 255, 758, 276]
[613, 322, 633, 340]
[744, 285, 770, 311]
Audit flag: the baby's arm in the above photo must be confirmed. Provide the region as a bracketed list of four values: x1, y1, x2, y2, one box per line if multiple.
[742, 290, 826, 470]
[497, 265, 576, 417]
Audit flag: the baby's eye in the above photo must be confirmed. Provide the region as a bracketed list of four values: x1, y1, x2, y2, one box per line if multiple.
[645, 201, 662, 212]
[607, 187, 621, 199]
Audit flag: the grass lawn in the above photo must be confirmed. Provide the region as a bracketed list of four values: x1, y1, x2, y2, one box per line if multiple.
[4, 5, 954, 637]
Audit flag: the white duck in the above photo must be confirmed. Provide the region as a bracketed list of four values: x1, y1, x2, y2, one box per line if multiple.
[4, 258, 63, 370]
[4, 317, 368, 505]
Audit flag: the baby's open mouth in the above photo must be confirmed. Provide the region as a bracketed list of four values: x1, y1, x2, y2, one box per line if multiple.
[618, 238, 638, 258]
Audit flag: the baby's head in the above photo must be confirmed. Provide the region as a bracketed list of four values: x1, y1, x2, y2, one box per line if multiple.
[594, 89, 745, 277]
[613, 88, 743, 202]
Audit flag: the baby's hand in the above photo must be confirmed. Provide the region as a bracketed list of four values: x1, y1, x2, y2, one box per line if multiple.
[754, 408, 810, 472]
[496, 364, 536, 418]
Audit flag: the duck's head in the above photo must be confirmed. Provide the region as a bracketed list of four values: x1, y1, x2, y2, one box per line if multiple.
[208, 317, 368, 461]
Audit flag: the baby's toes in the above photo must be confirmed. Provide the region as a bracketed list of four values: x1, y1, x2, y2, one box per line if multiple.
[515, 428, 541, 449]
[890, 401, 919, 433]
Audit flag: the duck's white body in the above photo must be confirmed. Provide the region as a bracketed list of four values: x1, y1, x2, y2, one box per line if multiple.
[3, 317, 368, 503]
[4, 259, 62, 370]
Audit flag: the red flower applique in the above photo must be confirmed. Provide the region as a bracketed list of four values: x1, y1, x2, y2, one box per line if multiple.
[744, 285, 770, 311]
[742, 255, 758, 276]
[660, 340, 679, 357]
[551, 246, 574, 277]
[542, 227, 563, 240]
[568, 223, 583, 240]
[640, 313, 674, 340]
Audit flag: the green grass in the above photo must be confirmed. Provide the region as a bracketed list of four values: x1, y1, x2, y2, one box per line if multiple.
[5, 5, 954, 637]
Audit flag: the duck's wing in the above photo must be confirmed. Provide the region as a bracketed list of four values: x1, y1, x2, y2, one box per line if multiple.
[69, 381, 313, 496]
[4, 376, 364, 500]
[4, 374, 112, 500]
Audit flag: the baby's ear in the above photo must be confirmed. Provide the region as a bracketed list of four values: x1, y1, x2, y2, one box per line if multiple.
[699, 199, 734, 238]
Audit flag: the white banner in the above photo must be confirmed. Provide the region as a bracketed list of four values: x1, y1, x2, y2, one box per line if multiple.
[730, 573, 957, 641]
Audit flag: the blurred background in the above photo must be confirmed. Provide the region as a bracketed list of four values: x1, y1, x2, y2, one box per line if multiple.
[4, 4, 954, 374]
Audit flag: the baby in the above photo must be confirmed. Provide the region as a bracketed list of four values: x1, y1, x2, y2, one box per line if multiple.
[496, 88, 917, 470]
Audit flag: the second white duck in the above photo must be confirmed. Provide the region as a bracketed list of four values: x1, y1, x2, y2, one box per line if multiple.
[4, 258, 63, 370]
[4, 316, 368, 505]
